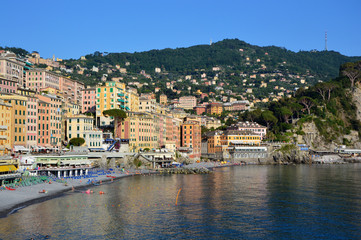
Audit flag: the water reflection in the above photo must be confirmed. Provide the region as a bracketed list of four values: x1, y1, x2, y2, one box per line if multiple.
[0, 165, 361, 239]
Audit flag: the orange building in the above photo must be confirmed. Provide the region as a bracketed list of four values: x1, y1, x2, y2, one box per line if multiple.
[181, 121, 201, 159]
[194, 105, 206, 115]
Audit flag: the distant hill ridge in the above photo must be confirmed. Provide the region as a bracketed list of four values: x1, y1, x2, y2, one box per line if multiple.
[63, 39, 361, 79]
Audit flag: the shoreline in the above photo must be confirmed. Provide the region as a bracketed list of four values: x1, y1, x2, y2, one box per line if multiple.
[0, 169, 156, 218]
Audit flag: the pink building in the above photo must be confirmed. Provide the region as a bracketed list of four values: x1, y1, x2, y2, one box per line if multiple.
[59, 76, 84, 104]
[26, 96, 38, 149]
[37, 94, 62, 148]
[81, 87, 96, 113]
[0, 78, 17, 93]
[26, 69, 60, 91]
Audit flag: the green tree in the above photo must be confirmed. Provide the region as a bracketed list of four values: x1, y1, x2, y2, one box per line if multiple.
[341, 61, 361, 92]
[69, 137, 85, 146]
[299, 96, 316, 115]
[103, 109, 127, 137]
[261, 110, 278, 129]
[280, 107, 292, 123]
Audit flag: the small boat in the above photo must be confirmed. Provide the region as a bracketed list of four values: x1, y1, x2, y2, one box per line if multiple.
[106, 175, 116, 178]
[39, 190, 47, 194]
[99, 191, 105, 195]
[5, 186, 16, 191]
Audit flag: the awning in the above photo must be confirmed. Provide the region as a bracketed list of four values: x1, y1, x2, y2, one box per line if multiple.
[36, 160, 59, 165]
[60, 160, 91, 165]
[0, 165, 17, 172]
[14, 145, 30, 152]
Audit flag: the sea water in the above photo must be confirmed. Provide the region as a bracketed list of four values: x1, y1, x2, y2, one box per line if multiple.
[0, 164, 360, 239]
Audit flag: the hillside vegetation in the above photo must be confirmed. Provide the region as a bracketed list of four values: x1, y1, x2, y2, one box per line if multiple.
[240, 60, 361, 149]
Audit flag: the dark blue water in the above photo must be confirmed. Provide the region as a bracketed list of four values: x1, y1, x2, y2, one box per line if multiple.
[1, 164, 361, 240]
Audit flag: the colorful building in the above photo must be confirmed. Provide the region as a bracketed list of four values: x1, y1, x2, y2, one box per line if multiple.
[0, 99, 12, 155]
[179, 96, 197, 110]
[194, 105, 206, 115]
[227, 121, 267, 139]
[37, 94, 62, 148]
[65, 114, 102, 148]
[180, 121, 201, 159]
[59, 76, 84, 104]
[219, 130, 262, 146]
[160, 94, 167, 105]
[81, 87, 96, 113]
[119, 112, 158, 152]
[96, 81, 129, 126]
[206, 102, 223, 115]
[26, 95, 38, 149]
[0, 78, 17, 94]
[0, 52, 24, 85]
[25, 69, 60, 91]
[0, 94, 27, 150]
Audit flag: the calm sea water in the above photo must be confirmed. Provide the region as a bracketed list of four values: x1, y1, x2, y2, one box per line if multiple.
[1, 164, 361, 240]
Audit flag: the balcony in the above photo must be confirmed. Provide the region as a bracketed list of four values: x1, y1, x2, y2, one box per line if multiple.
[0, 135, 7, 140]
[118, 93, 124, 97]
[0, 125, 7, 131]
[117, 99, 125, 103]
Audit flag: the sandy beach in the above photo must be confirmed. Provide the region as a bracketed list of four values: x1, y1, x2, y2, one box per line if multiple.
[0, 168, 154, 218]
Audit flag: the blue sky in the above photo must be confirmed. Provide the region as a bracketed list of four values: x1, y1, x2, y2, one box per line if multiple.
[2, 0, 360, 59]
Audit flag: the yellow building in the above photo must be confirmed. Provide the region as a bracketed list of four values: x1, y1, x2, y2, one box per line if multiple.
[127, 88, 139, 112]
[206, 131, 223, 155]
[219, 130, 261, 146]
[0, 94, 27, 149]
[0, 99, 12, 155]
[160, 94, 167, 105]
[206, 102, 223, 115]
[119, 112, 159, 152]
[96, 81, 130, 126]
[65, 114, 102, 148]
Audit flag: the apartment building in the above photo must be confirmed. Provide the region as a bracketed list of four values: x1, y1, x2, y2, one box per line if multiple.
[228, 121, 267, 139]
[37, 94, 62, 148]
[81, 87, 96, 113]
[179, 96, 197, 110]
[96, 81, 129, 126]
[0, 99, 12, 155]
[65, 114, 102, 148]
[206, 102, 223, 115]
[0, 52, 24, 85]
[180, 121, 201, 159]
[0, 94, 27, 149]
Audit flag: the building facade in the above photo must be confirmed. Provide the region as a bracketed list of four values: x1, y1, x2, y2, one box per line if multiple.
[179, 96, 197, 110]
[180, 121, 201, 159]
[81, 88, 96, 113]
